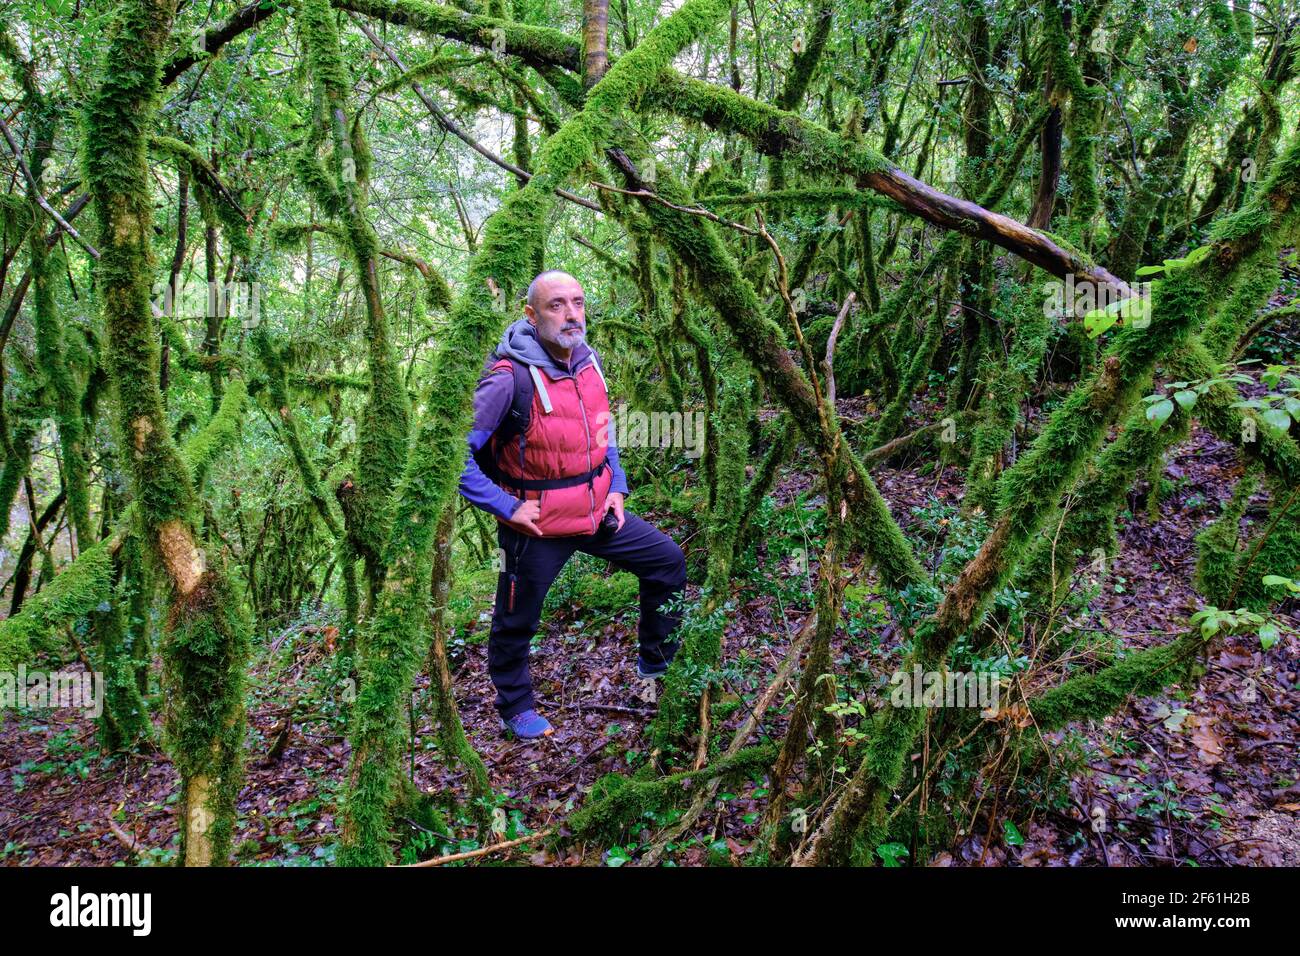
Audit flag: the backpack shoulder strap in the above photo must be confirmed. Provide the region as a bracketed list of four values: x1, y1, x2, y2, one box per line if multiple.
[587, 349, 610, 395]
[492, 356, 536, 442]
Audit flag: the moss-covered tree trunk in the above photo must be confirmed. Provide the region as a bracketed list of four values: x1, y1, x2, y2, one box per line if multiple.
[82, 0, 249, 866]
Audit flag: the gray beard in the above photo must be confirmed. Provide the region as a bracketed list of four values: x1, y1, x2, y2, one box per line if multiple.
[554, 327, 585, 349]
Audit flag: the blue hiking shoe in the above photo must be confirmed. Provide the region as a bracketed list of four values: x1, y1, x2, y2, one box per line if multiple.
[501, 709, 554, 739]
[635, 655, 671, 680]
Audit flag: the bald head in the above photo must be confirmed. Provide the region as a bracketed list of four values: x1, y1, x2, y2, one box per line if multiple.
[524, 270, 586, 359]
[527, 270, 579, 311]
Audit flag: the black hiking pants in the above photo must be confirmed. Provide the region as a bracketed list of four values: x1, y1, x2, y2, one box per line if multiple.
[489, 511, 687, 720]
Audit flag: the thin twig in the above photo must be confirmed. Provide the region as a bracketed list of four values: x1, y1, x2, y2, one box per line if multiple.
[396, 828, 553, 867]
[350, 16, 600, 213]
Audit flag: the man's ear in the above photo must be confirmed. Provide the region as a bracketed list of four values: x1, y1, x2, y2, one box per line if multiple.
[523, 306, 537, 326]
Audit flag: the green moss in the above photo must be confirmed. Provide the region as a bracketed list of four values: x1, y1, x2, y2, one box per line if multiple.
[1233, 488, 1300, 610]
[1028, 629, 1205, 730]
[967, 290, 1052, 513]
[1194, 469, 1257, 606]
[0, 540, 114, 672]
[181, 377, 248, 489]
[300, 0, 412, 590]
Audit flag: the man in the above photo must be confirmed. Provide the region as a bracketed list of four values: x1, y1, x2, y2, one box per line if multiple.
[458, 270, 688, 739]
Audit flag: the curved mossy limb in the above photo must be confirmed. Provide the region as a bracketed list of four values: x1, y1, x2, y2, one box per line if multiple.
[1230, 485, 1300, 610]
[148, 136, 249, 255]
[1194, 468, 1258, 607]
[180, 377, 248, 491]
[337, 0, 581, 72]
[336, 0, 733, 866]
[299, 0, 411, 596]
[1027, 628, 1207, 731]
[0, 539, 114, 675]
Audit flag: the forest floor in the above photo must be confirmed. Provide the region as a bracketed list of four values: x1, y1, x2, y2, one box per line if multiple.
[2, 386, 1297, 867]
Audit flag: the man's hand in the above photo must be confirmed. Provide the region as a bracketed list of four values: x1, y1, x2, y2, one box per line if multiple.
[605, 491, 625, 532]
[505, 498, 542, 535]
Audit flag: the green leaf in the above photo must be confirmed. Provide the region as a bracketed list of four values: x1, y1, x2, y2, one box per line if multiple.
[1083, 304, 1120, 339]
[1162, 707, 1190, 732]
[1002, 820, 1025, 847]
[1146, 398, 1175, 426]
[876, 842, 909, 866]
[1173, 390, 1197, 411]
[1260, 407, 1292, 437]
[1135, 264, 1165, 277]
[1259, 622, 1280, 651]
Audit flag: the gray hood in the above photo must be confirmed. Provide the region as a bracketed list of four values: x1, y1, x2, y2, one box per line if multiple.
[489, 318, 594, 379]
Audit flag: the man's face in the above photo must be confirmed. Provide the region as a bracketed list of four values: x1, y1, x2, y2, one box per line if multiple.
[526, 275, 586, 351]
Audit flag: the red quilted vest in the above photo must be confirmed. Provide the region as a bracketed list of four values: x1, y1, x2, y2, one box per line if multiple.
[488, 355, 613, 537]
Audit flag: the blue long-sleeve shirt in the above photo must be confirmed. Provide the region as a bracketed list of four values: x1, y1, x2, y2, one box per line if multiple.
[458, 352, 629, 521]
